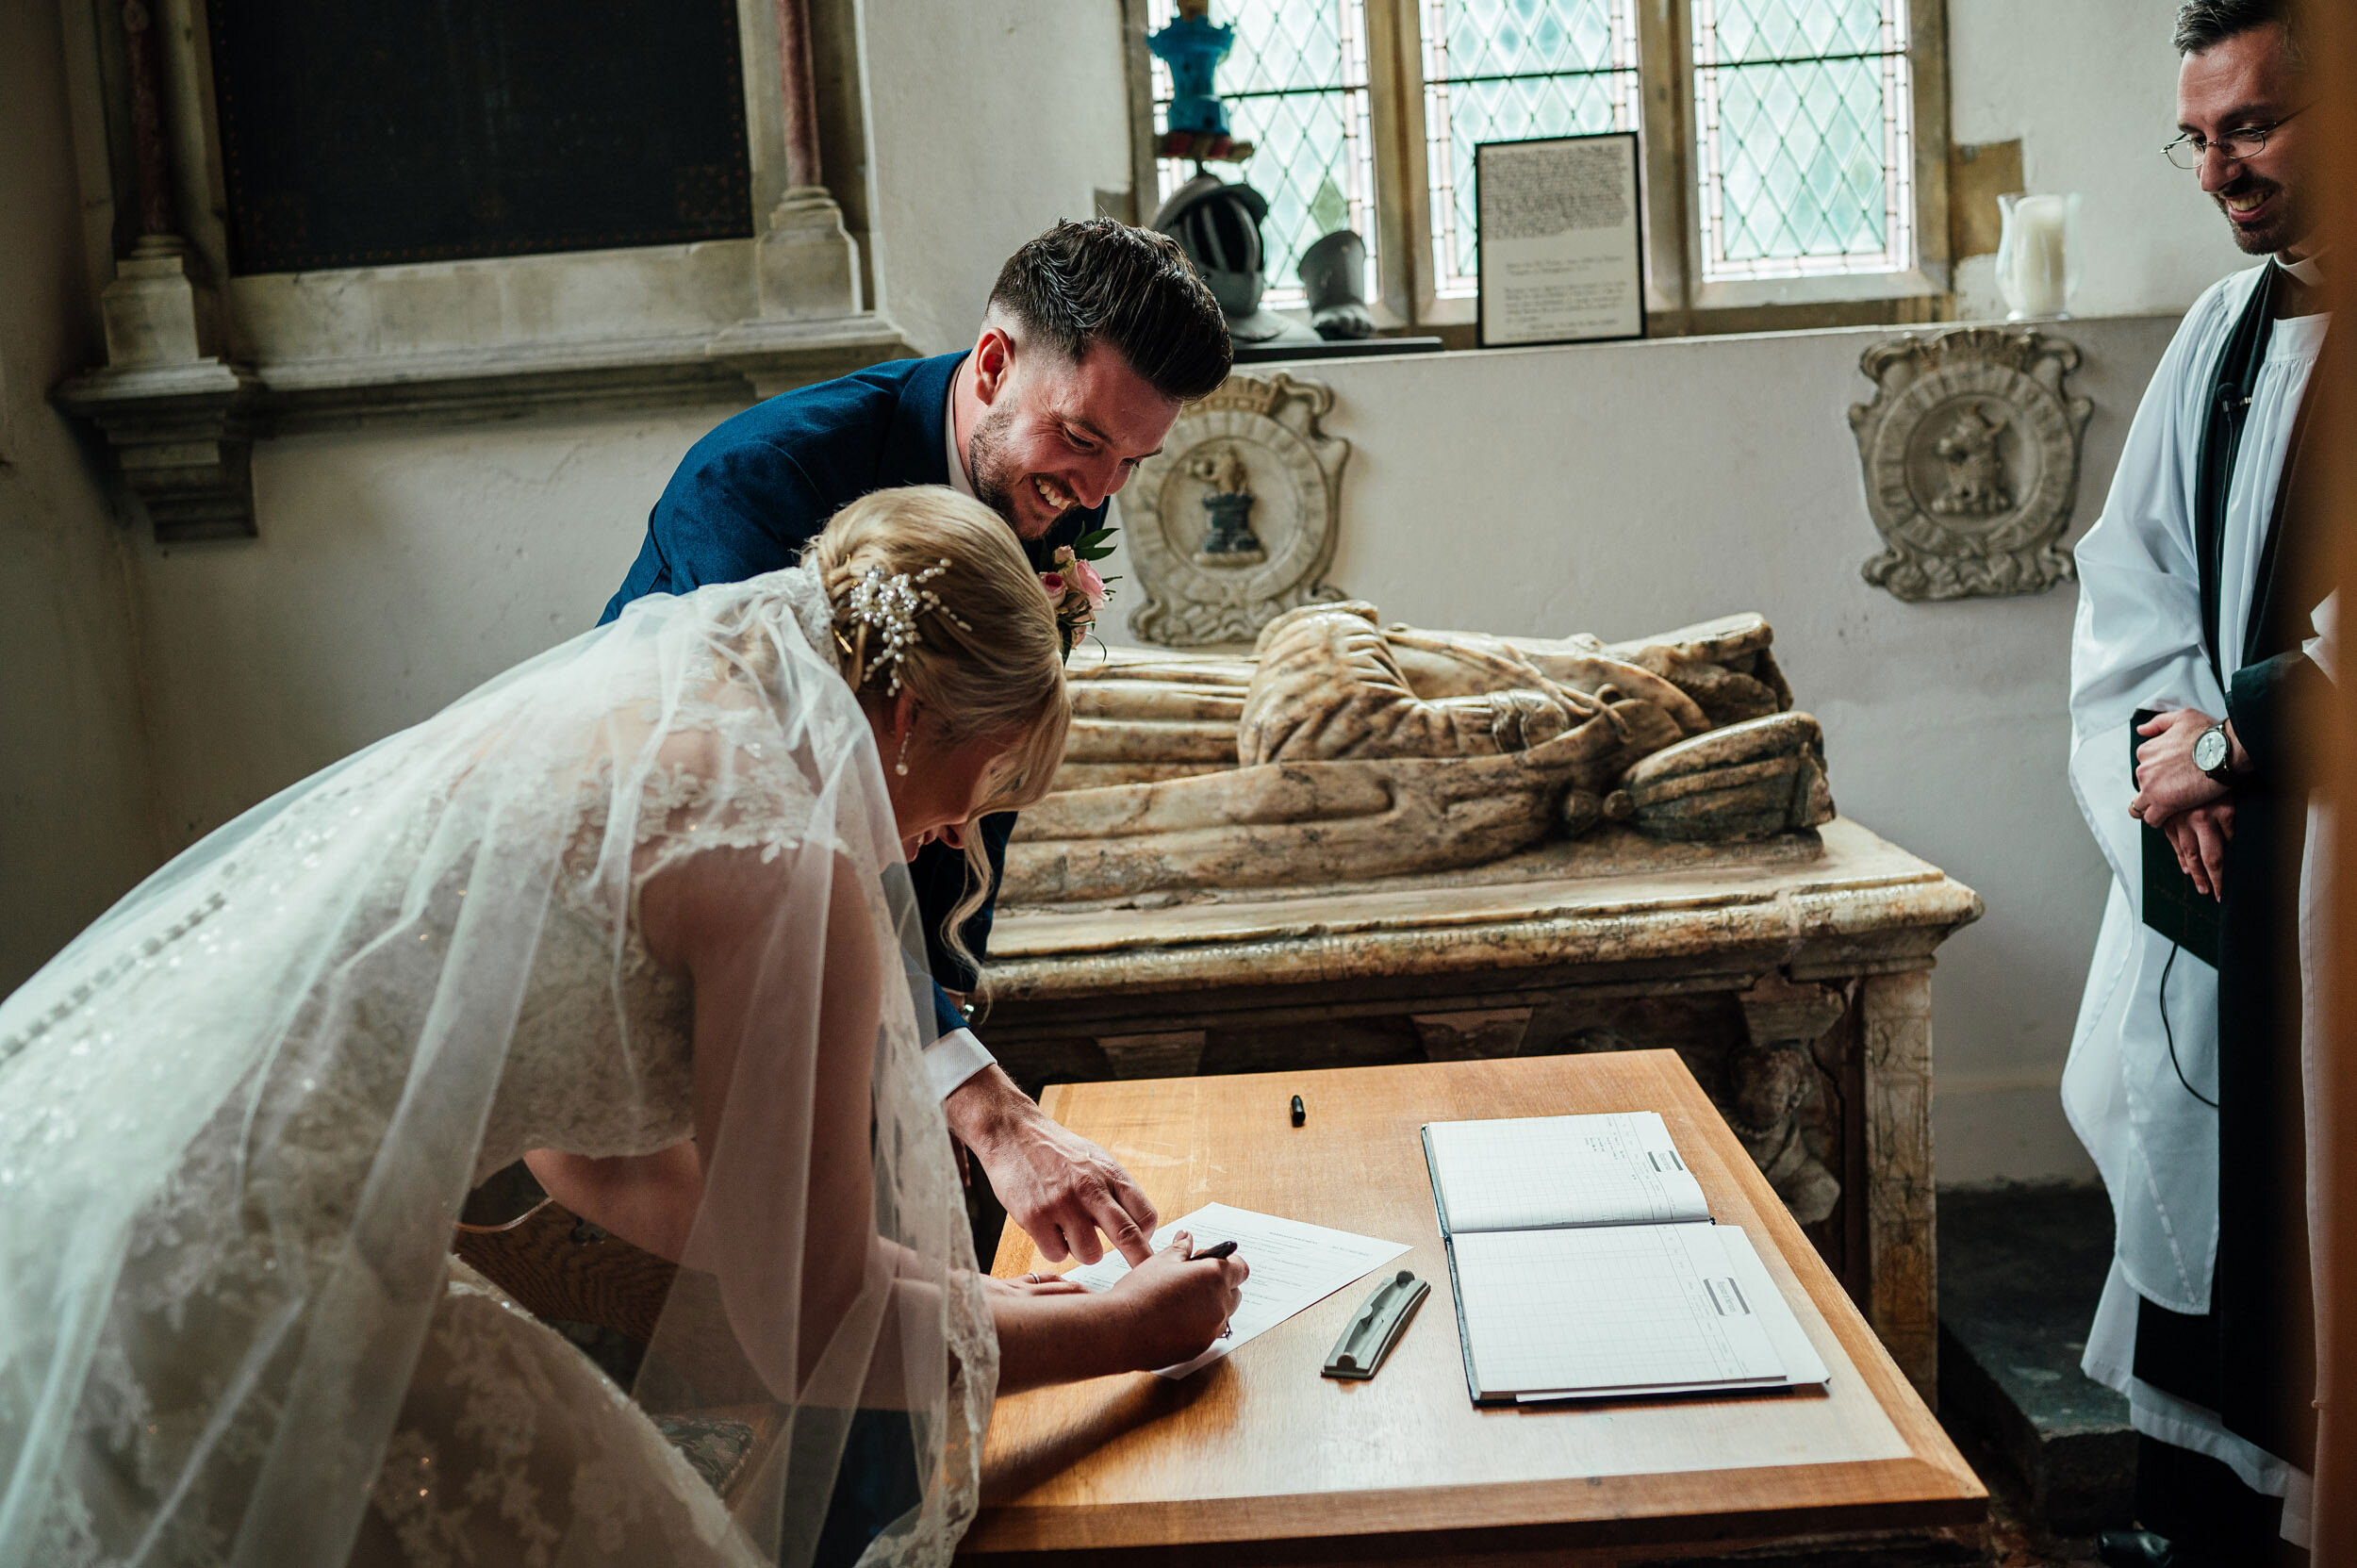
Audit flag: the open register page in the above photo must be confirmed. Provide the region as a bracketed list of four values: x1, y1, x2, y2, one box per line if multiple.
[1423, 1112, 1829, 1404]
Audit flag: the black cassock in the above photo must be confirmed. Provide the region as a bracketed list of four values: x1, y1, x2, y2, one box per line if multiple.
[2135, 260, 2333, 1543]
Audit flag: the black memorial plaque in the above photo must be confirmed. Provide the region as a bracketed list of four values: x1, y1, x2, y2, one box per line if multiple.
[208, 0, 754, 274]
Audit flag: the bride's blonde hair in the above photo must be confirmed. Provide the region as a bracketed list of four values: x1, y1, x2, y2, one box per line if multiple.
[805, 486, 1071, 979]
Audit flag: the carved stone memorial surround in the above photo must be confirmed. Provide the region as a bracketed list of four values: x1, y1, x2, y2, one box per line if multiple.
[1122, 371, 1348, 647]
[1850, 325, 2092, 602]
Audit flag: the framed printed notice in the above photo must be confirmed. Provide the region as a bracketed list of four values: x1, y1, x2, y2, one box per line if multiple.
[1475, 132, 1645, 348]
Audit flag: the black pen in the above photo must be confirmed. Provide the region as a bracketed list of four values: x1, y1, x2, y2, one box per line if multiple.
[1188, 1239, 1239, 1261]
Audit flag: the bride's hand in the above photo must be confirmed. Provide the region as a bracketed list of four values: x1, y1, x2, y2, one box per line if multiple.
[1101, 1231, 1248, 1371]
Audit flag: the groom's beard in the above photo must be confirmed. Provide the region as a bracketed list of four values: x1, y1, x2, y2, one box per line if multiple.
[967, 403, 1068, 539]
[967, 403, 1023, 532]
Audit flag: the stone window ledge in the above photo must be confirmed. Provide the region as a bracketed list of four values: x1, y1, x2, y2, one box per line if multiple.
[57, 190, 906, 539]
[62, 310, 912, 433]
[57, 308, 909, 540]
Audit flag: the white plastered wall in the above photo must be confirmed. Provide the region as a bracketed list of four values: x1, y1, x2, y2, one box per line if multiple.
[859, 0, 1135, 355]
[11, 0, 2271, 1182]
[1948, 0, 2251, 320]
[0, 0, 162, 995]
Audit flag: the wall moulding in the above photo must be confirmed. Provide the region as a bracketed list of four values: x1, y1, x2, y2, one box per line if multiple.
[57, 293, 910, 541]
[1848, 325, 2092, 602]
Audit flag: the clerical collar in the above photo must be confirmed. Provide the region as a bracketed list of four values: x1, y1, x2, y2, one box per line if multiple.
[2279, 251, 2326, 288]
[943, 358, 978, 500]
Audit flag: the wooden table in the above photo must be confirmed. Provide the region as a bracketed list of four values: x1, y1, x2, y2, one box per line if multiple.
[968, 1051, 1984, 1564]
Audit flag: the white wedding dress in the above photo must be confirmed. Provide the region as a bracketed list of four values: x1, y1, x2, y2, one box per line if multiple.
[0, 569, 995, 1568]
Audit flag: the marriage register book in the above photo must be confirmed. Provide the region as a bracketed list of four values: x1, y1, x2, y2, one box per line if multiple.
[1422, 1111, 1829, 1405]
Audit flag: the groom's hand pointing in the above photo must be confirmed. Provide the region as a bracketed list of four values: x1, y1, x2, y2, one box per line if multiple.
[943, 1065, 1160, 1265]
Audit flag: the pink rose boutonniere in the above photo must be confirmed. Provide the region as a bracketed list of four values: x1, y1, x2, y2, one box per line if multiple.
[1039, 527, 1120, 658]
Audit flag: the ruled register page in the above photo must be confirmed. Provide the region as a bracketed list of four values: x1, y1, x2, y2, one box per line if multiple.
[1423, 1112, 1828, 1404]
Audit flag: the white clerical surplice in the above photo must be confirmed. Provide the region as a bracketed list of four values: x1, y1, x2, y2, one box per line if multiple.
[2063, 259, 2327, 1517]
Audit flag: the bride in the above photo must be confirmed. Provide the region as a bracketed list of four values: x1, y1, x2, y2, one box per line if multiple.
[0, 487, 1245, 1568]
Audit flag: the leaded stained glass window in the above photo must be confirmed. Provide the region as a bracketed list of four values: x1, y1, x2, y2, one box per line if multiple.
[1146, 0, 1378, 307]
[1690, 0, 1914, 281]
[1421, 0, 1640, 300]
[1128, 2, 1934, 325]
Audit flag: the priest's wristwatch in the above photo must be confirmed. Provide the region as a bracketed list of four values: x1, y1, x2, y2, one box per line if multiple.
[2193, 720, 2236, 783]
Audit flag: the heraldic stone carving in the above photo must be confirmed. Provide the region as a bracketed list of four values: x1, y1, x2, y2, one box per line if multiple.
[1848, 325, 2092, 602]
[1124, 371, 1348, 646]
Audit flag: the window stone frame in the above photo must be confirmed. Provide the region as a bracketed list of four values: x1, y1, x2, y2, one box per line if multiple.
[54, 0, 906, 539]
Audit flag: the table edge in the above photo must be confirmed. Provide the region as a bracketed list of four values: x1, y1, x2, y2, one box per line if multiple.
[960, 1455, 1985, 1556]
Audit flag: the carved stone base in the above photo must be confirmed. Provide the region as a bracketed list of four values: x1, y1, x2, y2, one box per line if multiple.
[1863, 969, 1937, 1397]
[99, 239, 224, 368]
[56, 358, 258, 541]
[1731, 973, 1849, 1229]
[757, 187, 863, 322]
[1096, 1029, 1209, 1079]
[1410, 1007, 1534, 1061]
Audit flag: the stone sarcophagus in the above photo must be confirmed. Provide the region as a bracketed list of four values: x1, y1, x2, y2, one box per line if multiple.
[981, 603, 1980, 1396]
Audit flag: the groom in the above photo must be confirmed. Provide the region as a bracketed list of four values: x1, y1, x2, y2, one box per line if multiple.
[602, 219, 1232, 1268]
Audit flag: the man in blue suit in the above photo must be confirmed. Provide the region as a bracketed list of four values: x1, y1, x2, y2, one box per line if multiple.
[602, 219, 1231, 1271]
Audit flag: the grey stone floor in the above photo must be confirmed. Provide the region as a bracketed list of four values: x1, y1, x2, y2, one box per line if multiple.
[1937, 1180, 2131, 1564]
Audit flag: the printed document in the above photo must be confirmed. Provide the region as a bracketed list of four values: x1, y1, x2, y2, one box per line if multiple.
[1063, 1202, 1411, 1378]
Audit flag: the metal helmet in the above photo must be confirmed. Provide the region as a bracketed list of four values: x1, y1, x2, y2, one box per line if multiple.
[1151, 173, 1269, 322]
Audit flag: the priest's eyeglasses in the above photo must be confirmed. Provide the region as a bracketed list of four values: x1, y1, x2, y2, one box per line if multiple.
[2163, 106, 2310, 170]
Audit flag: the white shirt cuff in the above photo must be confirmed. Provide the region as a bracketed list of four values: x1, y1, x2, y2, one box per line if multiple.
[923, 1026, 996, 1101]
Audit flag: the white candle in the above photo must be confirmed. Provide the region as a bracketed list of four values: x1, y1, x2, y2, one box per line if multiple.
[2006, 194, 2071, 317]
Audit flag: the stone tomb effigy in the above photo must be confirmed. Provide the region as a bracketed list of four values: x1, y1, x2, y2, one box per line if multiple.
[983, 602, 1981, 1395]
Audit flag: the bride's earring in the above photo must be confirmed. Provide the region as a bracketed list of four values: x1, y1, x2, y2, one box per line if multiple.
[894, 728, 912, 777]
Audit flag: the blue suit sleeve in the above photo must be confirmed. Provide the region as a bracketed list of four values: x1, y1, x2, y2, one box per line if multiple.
[931, 981, 967, 1038]
[908, 811, 1016, 995]
[963, 811, 1015, 965]
[602, 438, 832, 622]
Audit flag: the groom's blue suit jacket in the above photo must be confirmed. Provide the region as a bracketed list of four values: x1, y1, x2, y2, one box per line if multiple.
[600, 351, 1098, 1039]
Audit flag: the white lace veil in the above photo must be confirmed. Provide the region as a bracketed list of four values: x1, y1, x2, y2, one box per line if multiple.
[0, 566, 995, 1566]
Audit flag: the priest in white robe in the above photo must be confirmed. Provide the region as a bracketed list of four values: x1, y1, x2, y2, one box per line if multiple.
[2062, 3, 2331, 1561]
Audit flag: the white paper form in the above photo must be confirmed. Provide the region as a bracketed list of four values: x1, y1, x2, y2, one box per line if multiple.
[1455, 1222, 1826, 1400]
[1424, 1112, 1710, 1234]
[1062, 1202, 1411, 1378]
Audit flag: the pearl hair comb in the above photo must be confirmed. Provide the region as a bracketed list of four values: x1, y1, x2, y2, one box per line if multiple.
[838, 559, 972, 697]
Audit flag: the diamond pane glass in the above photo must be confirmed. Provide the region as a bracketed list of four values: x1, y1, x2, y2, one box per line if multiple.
[1706, 0, 1883, 60]
[1692, 0, 1912, 280]
[1422, 0, 1641, 299]
[1149, 1, 1375, 307]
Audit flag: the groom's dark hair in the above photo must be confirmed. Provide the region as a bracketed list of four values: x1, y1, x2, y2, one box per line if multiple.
[2174, 0, 2305, 63]
[988, 219, 1232, 403]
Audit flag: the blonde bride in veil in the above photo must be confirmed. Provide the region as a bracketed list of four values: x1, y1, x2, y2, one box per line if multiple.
[0, 486, 1245, 1568]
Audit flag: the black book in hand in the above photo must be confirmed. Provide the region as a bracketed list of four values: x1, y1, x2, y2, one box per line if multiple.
[2134, 708, 2219, 967]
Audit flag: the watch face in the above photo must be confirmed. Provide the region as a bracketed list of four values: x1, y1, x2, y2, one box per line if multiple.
[2194, 726, 2230, 772]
